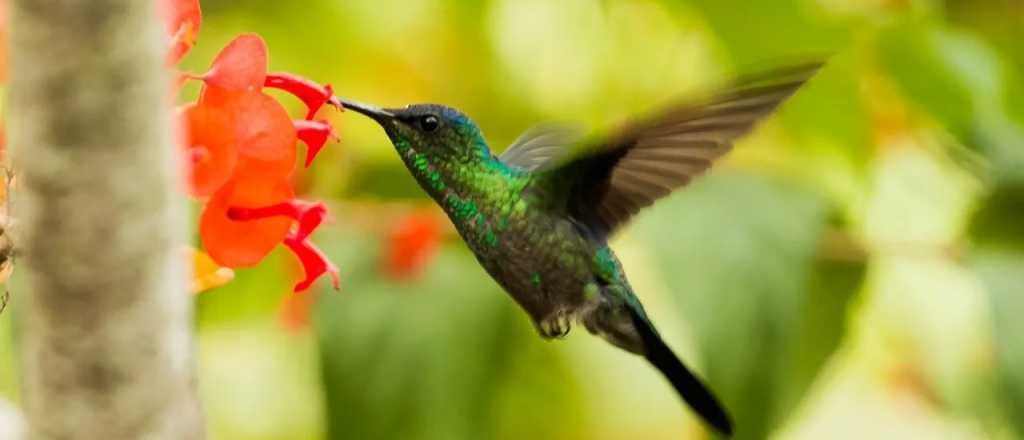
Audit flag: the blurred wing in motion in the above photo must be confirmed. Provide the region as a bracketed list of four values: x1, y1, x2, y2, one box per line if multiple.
[511, 61, 823, 239]
[500, 124, 584, 172]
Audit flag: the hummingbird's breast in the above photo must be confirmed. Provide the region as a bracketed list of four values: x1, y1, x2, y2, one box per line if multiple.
[439, 177, 597, 324]
[401, 149, 598, 325]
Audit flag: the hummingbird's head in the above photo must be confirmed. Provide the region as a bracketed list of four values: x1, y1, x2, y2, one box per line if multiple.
[339, 99, 488, 161]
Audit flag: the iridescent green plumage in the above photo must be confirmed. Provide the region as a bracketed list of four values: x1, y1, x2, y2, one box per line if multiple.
[340, 62, 822, 436]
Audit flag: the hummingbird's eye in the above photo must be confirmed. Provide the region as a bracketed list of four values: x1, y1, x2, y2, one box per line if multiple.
[420, 115, 440, 132]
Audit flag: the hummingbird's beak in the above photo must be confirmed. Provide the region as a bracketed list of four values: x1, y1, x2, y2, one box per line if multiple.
[336, 97, 395, 122]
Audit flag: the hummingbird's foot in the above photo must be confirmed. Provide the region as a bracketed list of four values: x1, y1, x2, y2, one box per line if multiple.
[537, 309, 572, 339]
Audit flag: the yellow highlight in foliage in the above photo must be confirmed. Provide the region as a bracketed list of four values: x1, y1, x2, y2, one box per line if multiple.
[190, 247, 234, 294]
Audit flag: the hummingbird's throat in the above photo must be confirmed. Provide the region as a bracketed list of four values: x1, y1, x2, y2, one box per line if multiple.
[394, 138, 449, 196]
[392, 137, 505, 248]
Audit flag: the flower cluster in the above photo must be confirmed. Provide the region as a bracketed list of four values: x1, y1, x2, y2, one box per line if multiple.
[163, 0, 340, 292]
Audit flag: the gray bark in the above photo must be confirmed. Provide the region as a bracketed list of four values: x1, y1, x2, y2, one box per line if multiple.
[8, 1, 203, 439]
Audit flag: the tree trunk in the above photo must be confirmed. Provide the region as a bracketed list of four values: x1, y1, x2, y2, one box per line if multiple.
[8, 0, 203, 438]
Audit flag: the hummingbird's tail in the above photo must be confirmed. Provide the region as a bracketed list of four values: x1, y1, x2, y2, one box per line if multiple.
[628, 307, 734, 437]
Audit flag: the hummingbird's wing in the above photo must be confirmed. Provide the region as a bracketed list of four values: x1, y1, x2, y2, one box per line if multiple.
[499, 124, 584, 171]
[515, 61, 822, 239]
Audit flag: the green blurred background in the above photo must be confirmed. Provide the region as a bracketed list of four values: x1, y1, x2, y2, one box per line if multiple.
[4, 0, 1024, 438]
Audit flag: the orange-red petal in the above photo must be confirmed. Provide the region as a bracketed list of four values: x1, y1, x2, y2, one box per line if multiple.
[284, 234, 339, 292]
[180, 103, 237, 196]
[226, 199, 327, 241]
[200, 173, 293, 267]
[197, 88, 297, 177]
[198, 84, 244, 108]
[223, 199, 338, 292]
[232, 92, 297, 162]
[264, 73, 341, 120]
[202, 33, 267, 92]
[231, 153, 296, 182]
[294, 120, 338, 167]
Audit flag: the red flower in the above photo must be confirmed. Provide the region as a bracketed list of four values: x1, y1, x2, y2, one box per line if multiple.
[162, 12, 344, 292]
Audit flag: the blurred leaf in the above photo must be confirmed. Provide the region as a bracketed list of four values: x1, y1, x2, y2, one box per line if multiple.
[784, 247, 864, 411]
[876, 23, 1024, 185]
[970, 183, 1024, 250]
[945, 0, 1024, 73]
[769, 53, 872, 218]
[972, 249, 1024, 436]
[633, 173, 863, 439]
[780, 53, 870, 168]
[315, 229, 585, 440]
[970, 180, 1024, 435]
[875, 24, 978, 141]
[676, 0, 847, 62]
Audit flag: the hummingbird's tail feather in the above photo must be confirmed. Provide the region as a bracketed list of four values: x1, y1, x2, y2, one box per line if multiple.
[628, 307, 734, 437]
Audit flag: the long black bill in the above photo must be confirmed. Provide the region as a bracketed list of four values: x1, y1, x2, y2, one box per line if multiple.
[336, 97, 394, 122]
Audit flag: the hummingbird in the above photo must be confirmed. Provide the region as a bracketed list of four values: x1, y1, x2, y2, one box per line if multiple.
[339, 61, 822, 436]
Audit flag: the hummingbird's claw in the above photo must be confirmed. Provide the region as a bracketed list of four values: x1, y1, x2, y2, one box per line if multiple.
[537, 309, 572, 339]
